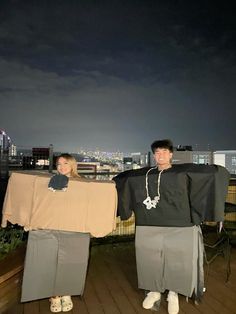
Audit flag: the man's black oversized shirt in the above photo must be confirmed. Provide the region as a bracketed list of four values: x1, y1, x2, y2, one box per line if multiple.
[113, 163, 230, 227]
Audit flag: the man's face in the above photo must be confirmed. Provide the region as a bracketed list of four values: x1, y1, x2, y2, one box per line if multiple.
[153, 148, 173, 166]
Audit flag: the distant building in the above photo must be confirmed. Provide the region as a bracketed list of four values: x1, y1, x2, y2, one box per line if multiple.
[192, 151, 213, 164]
[0, 129, 11, 151]
[22, 156, 36, 169]
[172, 150, 193, 164]
[171, 146, 213, 165]
[77, 161, 119, 174]
[131, 152, 141, 165]
[32, 147, 49, 159]
[131, 152, 149, 168]
[0, 129, 11, 179]
[9, 144, 17, 156]
[123, 157, 133, 171]
[176, 145, 193, 151]
[32, 146, 53, 170]
[214, 150, 236, 174]
[77, 162, 98, 173]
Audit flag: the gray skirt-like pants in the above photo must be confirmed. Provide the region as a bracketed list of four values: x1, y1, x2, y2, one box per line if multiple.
[21, 230, 90, 302]
[135, 225, 204, 299]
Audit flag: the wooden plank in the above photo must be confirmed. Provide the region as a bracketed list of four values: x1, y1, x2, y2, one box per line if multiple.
[202, 291, 231, 314]
[1, 302, 24, 314]
[0, 264, 24, 284]
[0, 273, 22, 313]
[23, 301, 40, 314]
[205, 276, 236, 314]
[83, 278, 105, 314]
[39, 298, 51, 314]
[88, 257, 121, 314]
[0, 244, 26, 284]
[90, 248, 136, 314]
[72, 296, 89, 314]
[104, 244, 162, 314]
[178, 296, 201, 314]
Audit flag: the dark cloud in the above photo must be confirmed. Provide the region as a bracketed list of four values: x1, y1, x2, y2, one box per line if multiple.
[0, 0, 235, 152]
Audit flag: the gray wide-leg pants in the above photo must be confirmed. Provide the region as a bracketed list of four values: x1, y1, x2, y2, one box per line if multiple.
[135, 225, 204, 299]
[21, 230, 90, 302]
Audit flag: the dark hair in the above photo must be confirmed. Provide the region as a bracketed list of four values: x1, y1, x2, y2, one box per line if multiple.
[151, 139, 173, 153]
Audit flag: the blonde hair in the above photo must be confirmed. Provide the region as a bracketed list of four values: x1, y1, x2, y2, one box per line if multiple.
[56, 153, 79, 178]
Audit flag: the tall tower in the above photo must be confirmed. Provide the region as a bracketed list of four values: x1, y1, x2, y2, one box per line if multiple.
[0, 129, 11, 179]
[0, 129, 11, 151]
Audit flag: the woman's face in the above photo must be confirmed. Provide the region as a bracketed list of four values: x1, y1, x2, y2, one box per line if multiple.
[57, 157, 72, 177]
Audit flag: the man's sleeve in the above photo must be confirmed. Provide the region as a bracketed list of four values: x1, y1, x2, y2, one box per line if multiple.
[188, 164, 230, 223]
[113, 172, 133, 220]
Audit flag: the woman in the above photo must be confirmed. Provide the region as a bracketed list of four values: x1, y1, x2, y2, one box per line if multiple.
[21, 154, 90, 313]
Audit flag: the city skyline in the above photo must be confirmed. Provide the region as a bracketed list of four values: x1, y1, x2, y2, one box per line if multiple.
[1, 135, 235, 155]
[5, 139, 236, 156]
[0, 0, 235, 153]
[5, 140, 236, 175]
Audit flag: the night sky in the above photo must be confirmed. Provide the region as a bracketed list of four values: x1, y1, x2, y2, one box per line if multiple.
[0, 0, 235, 153]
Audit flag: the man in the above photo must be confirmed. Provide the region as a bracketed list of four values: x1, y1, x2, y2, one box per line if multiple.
[114, 139, 229, 314]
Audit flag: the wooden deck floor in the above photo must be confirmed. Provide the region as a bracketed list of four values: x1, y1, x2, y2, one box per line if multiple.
[0, 240, 236, 314]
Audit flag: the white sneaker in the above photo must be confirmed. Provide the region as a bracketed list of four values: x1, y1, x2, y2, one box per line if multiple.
[167, 291, 179, 314]
[142, 291, 161, 309]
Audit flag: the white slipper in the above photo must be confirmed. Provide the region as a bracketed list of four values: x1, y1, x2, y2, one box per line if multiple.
[61, 296, 73, 312]
[50, 297, 62, 313]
